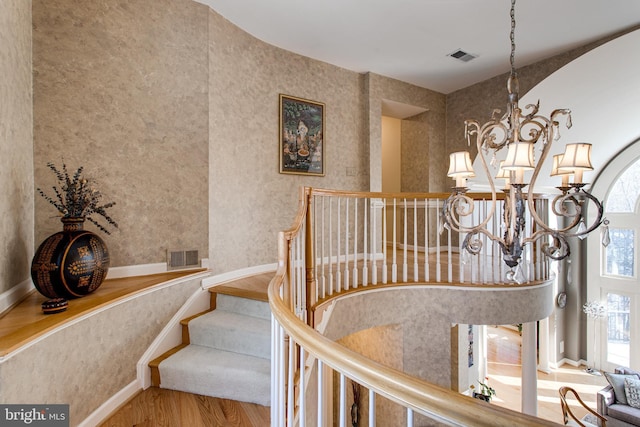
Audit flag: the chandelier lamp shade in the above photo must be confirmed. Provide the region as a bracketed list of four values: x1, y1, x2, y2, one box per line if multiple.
[442, 0, 605, 276]
[447, 151, 475, 188]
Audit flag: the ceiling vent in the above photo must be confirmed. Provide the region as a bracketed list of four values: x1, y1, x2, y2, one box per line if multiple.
[448, 49, 477, 63]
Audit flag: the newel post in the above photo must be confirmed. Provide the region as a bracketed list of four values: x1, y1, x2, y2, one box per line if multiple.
[305, 188, 316, 326]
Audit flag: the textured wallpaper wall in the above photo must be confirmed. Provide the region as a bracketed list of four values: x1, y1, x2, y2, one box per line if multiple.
[32, 0, 209, 267]
[367, 73, 447, 193]
[0, 0, 33, 295]
[208, 11, 380, 273]
[0, 276, 203, 425]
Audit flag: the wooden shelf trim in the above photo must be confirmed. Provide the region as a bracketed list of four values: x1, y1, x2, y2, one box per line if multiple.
[0, 269, 209, 358]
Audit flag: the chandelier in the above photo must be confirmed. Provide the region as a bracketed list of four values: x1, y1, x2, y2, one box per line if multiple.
[442, 0, 606, 276]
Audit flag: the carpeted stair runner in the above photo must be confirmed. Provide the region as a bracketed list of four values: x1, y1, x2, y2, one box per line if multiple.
[157, 293, 271, 406]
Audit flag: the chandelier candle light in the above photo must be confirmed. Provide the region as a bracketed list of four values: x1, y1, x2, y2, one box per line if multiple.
[442, 0, 605, 280]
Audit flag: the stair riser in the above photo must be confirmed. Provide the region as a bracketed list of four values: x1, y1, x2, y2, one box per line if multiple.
[189, 326, 270, 359]
[215, 294, 271, 320]
[158, 346, 271, 406]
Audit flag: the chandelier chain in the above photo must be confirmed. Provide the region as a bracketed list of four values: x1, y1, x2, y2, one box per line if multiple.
[510, 0, 516, 76]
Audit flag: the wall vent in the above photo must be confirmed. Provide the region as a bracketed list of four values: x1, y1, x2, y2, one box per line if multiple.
[167, 249, 199, 270]
[447, 49, 477, 63]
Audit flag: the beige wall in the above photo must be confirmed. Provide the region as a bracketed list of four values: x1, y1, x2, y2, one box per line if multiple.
[381, 116, 401, 192]
[367, 74, 447, 192]
[30, 0, 451, 277]
[0, 0, 33, 295]
[400, 111, 430, 192]
[33, 0, 210, 267]
[208, 11, 369, 273]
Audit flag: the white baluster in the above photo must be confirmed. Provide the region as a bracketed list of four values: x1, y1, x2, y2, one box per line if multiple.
[344, 198, 350, 290]
[363, 198, 369, 286]
[328, 197, 334, 295]
[369, 389, 376, 427]
[318, 360, 324, 427]
[413, 198, 419, 282]
[371, 198, 378, 285]
[392, 198, 397, 283]
[287, 335, 295, 427]
[320, 196, 326, 299]
[424, 198, 429, 282]
[339, 373, 346, 427]
[299, 346, 306, 427]
[436, 198, 441, 282]
[403, 198, 408, 283]
[382, 199, 388, 284]
[447, 220, 452, 283]
[353, 198, 358, 288]
[336, 198, 342, 292]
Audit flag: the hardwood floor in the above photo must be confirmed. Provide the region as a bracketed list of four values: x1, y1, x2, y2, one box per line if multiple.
[487, 326, 608, 425]
[99, 388, 269, 427]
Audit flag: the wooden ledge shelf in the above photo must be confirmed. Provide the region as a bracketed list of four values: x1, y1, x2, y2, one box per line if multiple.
[0, 269, 207, 358]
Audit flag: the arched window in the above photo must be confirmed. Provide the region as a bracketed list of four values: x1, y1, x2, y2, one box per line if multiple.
[589, 149, 640, 372]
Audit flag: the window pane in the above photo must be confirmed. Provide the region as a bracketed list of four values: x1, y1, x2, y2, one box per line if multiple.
[606, 293, 630, 368]
[605, 228, 634, 277]
[606, 159, 640, 213]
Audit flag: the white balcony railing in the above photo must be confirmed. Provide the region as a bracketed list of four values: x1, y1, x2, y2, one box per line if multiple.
[269, 187, 559, 426]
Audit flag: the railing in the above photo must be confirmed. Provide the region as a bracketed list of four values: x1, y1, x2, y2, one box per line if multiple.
[269, 187, 559, 426]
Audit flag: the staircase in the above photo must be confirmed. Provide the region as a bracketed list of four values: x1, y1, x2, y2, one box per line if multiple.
[149, 273, 272, 406]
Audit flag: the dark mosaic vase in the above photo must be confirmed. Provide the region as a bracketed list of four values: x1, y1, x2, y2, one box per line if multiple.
[31, 217, 110, 299]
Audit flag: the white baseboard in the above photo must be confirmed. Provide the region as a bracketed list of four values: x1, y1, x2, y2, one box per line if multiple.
[106, 258, 210, 280]
[79, 380, 140, 427]
[553, 358, 586, 369]
[0, 278, 34, 314]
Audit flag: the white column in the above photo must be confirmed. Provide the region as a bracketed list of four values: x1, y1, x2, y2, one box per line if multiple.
[538, 317, 550, 373]
[521, 321, 538, 416]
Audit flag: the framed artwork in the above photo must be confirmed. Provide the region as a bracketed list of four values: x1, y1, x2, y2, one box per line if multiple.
[279, 94, 325, 176]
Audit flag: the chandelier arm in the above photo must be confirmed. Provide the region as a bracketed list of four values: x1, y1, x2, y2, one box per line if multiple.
[441, 193, 476, 232]
[462, 227, 508, 256]
[525, 110, 570, 233]
[561, 190, 605, 239]
[540, 232, 571, 261]
[550, 193, 583, 232]
[473, 125, 500, 230]
[478, 119, 510, 151]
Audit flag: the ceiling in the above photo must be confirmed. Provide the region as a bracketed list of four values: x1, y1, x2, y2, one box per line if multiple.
[196, 0, 640, 94]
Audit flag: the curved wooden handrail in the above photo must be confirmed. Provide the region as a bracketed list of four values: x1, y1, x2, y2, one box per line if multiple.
[308, 187, 554, 200]
[269, 272, 560, 427]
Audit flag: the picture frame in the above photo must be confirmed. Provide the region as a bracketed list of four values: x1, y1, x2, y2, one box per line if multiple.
[279, 94, 325, 176]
